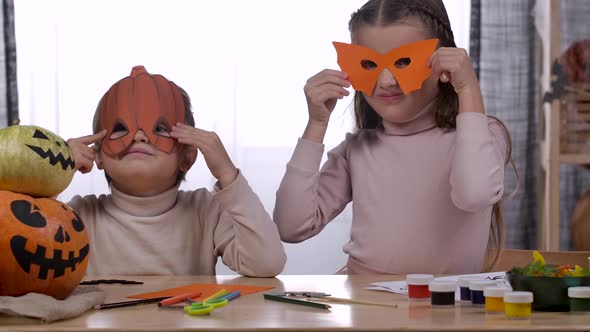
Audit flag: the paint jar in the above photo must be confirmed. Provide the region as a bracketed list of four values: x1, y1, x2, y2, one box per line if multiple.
[504, 291, 533, 319]
[457, 276, 483, 302]
[428, 281, 456, 307]
[569, 287, 590, 313]
[406, 274, 434, 301]
[483, 286, 512, 313]
[469, 280, 497, 305]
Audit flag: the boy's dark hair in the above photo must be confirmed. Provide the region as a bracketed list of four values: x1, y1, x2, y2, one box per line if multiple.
[92, 86, 195, 185]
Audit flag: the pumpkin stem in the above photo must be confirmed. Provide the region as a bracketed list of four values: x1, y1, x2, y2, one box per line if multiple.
[130, 65, 148, 77]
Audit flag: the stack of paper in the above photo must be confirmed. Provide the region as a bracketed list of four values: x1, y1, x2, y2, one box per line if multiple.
[367, 271, 509, 296]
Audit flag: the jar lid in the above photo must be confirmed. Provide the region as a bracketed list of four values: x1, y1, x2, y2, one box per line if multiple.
[406, 274, 434, 285]
[457, 276, 485, 287]
[428, 281, 456, 292]
[568, 286, 590, 298]
[469, 280, 497, 291]
[483, 286, 512, 297]
[504, 291, 533, 303]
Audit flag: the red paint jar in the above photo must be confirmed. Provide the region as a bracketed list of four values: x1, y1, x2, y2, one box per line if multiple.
[406, 274, 434, 301]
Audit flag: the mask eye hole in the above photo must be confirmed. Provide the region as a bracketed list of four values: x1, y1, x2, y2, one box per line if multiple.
[360, 59, 378, 71]
[110, 121, 129, 139]
[33, 129, 49, 140]
[394, 57, 411, 69]
[153, 121, 171, 137]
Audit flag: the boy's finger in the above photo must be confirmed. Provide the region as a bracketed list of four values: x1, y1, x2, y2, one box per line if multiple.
[173, 124, 210, 136]
[75, 130, 107, 145]
[80, 148, 96, 160]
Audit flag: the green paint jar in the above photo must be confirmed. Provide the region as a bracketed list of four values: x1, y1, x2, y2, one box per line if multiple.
[568, 287, 590, 313]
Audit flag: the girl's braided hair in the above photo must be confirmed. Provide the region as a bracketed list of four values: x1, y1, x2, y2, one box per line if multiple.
[348, 0, 516, 272]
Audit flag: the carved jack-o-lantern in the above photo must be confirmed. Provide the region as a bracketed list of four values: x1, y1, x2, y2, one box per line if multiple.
[0, 191, 89, 299]
[0, 125, 76, 197]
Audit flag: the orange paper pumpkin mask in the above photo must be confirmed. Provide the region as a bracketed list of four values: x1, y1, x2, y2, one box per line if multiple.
[333, 39, 439, 96]
[98, 66, 186, 156]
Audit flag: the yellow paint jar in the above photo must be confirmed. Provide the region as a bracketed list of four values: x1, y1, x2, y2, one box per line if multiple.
[504, 291, 533, 319]
[483, 286, 512, 313]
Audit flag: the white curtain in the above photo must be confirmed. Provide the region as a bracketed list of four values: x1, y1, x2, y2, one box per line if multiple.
[15, 0, 470, 274]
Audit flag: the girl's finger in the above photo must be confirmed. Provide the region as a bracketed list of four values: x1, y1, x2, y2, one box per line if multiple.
[307, 69, 347, 84]
[307, 74, 350, 90]
[315, 89, 349, 104]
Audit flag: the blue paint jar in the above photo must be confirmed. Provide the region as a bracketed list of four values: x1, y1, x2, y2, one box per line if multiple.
[457, 276, 484, 302]
[469, 280, 497, 305]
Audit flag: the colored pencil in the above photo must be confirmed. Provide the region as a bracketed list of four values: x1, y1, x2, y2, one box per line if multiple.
[202, 289, 228, 302]
[95, 296, 171, 310]
[263, 294, 331, 309]
[158, 291, 202, 306]
[307, 296, 398, 308]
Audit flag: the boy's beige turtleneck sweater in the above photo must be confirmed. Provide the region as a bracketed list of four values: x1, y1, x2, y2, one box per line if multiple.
[274, 111, 507, 274]
[68, 172, 286, 277]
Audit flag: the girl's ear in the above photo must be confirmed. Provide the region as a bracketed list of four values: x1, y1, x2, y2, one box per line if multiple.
[180, 147, 198, 172]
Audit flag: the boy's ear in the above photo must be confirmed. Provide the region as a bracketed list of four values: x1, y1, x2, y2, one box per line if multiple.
[95, 150, 104, 170]
[179, 147, 198, 172]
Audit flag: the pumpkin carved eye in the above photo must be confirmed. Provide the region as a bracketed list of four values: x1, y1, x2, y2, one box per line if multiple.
[72, 211, 85, 232]
[60, 204, 85, 232]
[32, 129, 49, 140]
[10, 200, 47, 228]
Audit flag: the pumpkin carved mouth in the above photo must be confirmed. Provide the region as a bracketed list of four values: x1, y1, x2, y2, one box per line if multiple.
[9, 235, 89, 279]
[25, 145, 76, 170]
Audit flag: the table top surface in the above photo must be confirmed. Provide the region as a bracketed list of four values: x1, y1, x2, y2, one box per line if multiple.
[1, 274, 589, 332]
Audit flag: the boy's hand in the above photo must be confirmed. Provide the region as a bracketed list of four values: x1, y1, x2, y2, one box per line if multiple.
[66, 130, 107, 174]
[171, 123, 238, 188]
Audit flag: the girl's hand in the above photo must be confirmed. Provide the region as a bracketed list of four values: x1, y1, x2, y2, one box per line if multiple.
[428, 47, 479, 96]
[171, 123, 238, 188]
[304, 69, 350, 126]
[66, 130, 107, 174]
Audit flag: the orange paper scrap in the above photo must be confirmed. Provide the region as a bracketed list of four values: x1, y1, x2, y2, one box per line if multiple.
[333, 38, 439, 96]
[128, 283, 274, 301]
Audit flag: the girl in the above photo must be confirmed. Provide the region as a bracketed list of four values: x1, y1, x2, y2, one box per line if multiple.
[274, 0, 515, 274]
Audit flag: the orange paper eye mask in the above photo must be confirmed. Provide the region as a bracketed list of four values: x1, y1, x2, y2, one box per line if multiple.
[98, 66, 186, 157]
[333, 39, 439, 96]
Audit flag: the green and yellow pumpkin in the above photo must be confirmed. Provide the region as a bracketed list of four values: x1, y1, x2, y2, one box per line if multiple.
[0, 125, 75, 197]
[0, 190, 89, 299]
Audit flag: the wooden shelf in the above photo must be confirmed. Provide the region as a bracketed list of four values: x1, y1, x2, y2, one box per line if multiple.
[538, 0, 562, 251]
[560, 154, 590, 165]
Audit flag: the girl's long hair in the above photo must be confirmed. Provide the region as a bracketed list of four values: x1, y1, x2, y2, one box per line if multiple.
[348, 0, 519, 272]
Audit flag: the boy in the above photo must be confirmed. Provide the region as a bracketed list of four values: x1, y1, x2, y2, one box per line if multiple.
[67, 66, 286, 277]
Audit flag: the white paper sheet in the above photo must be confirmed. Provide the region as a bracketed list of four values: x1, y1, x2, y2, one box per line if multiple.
[367, 271, 509, 297]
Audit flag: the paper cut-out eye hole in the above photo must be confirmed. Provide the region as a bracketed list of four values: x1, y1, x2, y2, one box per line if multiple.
[153, 121, 171, 138]
[110, 121, 129, 139]
[360, 59, 378, 71]
[394, 57, 412, 69]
